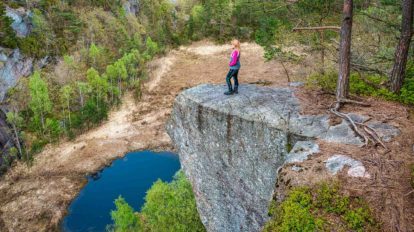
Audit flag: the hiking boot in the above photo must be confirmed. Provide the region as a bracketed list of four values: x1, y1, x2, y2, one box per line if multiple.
[224, 90, 234, 95]
[234, 86, 239, 94]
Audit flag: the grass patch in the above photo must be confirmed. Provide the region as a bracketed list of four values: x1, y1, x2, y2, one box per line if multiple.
[263, 182, 379, 232]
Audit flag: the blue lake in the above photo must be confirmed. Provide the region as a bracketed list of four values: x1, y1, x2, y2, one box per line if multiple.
[61, 150, 181, 232]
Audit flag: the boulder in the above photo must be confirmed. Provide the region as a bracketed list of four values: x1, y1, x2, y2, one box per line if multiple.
[325, 154, 370, 178]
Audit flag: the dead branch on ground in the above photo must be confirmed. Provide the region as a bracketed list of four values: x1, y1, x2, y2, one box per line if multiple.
[329, 100, 389, 151]
[293, 26, 341, 32]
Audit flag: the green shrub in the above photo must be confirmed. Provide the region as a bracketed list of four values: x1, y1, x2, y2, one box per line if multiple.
[264, 187, 322, 232]
[140, 171, 205, 232]
[143, 37, 159, 60]
[110, 171, 205, 232]
[344, 199, 376, 232]
[264, 183, 378, 232]
[81, 99, 109, 127]
[30, 138, 48, 154]
[110, 196, 142, 232]
[314, 182, 349, 214]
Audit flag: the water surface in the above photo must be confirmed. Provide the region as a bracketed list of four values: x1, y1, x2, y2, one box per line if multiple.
[62, 150, 180, 232]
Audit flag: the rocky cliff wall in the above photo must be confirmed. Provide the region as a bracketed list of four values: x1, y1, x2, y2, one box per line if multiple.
[167, 84, 399, 232]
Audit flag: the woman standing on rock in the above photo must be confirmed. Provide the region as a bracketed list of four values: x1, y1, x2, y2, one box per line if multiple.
[224, 39, 241, 95]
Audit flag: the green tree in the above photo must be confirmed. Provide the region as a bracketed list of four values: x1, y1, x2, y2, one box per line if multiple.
[105, 64, 119, 103]
[88, 43, 107, 71]
[0, 2, 18, 48]
[140, 0, 176, 45]
[110, 171, 205, 231]
[6, 111, 24, 159]
[86, 67, 109, 109]
[203, 0, 232, 39]
[114, 60, 128, 96]
[111, 196, 142, 232]
[143, 37, 159, 60]
[45, 118, 62, 142]
[188, 5, 206, 40]
[29, 71, 52, 133]
[81, 98, 108, 127]
[60, 85, 73, 129]
[141, 171, 205, 232]
[76, 82, 90, 108]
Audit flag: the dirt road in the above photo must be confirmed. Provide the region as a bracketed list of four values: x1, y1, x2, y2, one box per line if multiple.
[0, 41, 294, 231]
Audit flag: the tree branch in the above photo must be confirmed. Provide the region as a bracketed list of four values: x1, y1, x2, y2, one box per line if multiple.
[293, 26, 341, 32]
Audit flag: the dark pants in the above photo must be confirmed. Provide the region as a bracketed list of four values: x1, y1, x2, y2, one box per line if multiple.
[226, 69, 239, 91]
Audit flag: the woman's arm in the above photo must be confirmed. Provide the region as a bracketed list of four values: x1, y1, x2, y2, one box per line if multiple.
[229, 50, 239, 66]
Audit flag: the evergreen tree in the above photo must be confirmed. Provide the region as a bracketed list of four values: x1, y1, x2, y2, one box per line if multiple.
[0, 2, 18, 48]
[111, 197, 142, 232]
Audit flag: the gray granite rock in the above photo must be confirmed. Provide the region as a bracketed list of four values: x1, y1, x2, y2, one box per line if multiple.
[123, 0, 139, 15]
[285, 141, 319, 163]
[0, 48, 33, 101]
[167, 84, 392, 232]
[288, 81, 304, 87]
[368, 122, 400, 142]
[5, 6, 32, 38]
[0, 48, 33, 102]
[325, 154, 370, 178]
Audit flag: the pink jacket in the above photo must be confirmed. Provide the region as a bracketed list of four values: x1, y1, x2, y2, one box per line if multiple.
[229, 50, 241, 69]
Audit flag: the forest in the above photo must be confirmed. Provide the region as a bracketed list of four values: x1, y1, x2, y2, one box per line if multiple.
[0, 0, 413, 231]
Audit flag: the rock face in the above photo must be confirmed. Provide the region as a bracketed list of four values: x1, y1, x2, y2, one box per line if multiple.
[5, 6, 32, 38]
[167, 85, 292, 232]
[285, 141, 319, 164]
[0, 48, 33, 102]
[123, 0, 139, 15]
[167, 84, 399, 232]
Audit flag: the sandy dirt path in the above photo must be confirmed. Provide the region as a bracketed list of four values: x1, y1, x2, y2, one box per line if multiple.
[0, 41, 294, 231]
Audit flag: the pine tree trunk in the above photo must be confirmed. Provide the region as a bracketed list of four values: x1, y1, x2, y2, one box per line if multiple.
[336, 0, 353, 102]
[12, 124, 22, 158]
[390, 0, 413, 93]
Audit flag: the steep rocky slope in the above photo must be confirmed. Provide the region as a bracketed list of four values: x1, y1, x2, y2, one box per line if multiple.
[167, 84, 403, 232]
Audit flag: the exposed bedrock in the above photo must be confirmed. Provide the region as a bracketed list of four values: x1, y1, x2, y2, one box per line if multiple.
[166, 84, 399, 232]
